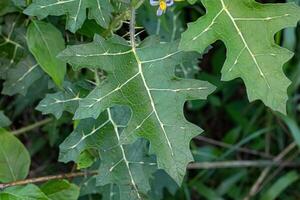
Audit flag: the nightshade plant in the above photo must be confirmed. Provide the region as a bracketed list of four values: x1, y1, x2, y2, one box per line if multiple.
[0, 0, 300, 199]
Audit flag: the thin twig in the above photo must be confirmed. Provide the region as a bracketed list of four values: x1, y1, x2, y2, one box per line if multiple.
[243, 142, 297, 200]
[195, 136, 273, 159]
[11, 118, 52, 136]
[130, 8, 136, 49]
[0, 170, 98, 190]
[187, 160, 300, 170]
[2, 159, 300, 190]
[258, 150, 300, 194]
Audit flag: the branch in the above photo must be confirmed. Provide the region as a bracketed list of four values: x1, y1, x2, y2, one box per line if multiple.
[1, 159, 299, 190]
[188, 160, 300, 170]
[130, 8, 136, 49]
[0, 170, 98, 190]
[11, 118, 52, 136]
[195, 136, 273, 159]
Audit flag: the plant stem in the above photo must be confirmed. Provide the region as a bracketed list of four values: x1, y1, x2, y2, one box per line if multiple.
[102, 10, 130, 38]
[11, 118, 52, 136]
[94, 69, 101, 86]
[130, 8, 136, 49]
[0, 170, 98, 190]
[188, 160, 300, 170]
[2, 159, 299, 190]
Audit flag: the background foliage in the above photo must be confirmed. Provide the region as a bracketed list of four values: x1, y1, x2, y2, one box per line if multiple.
[1, 0, 300, 199]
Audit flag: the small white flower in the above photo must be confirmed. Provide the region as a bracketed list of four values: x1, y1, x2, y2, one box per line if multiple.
[150, 0, 174, 16]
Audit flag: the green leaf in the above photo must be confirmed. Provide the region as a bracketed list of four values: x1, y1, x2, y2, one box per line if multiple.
[99, 184, 119, 200]
[149, 170, 178, 200]
[12, 0, 27, 8]
[0, 0, 17, 16]
[11, 75, 49, 117]
[58, 35, 215, 184]
[260, 171, 299, 200]
[27, 20, 66, 87]
[0, 14, 45, 99]
[0, 111, 11, 127]
[40, 180, 80, 200]
[80, 178, 119, 200]
[36, 82, 90, 119]
[96, 107, 156, 200]
[60, 106, 156, 199]
[77, 150, 95, 169]
[179, 0, 300, 114]
[0, 184, 50, 200]
[2, 55, 44, 96]
[0, 128, 30, 183]
[0, 14, 28, 78]
[24, 0, 113, 32]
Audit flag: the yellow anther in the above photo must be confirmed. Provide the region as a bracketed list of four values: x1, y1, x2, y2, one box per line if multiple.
[159, 0, 167, 11]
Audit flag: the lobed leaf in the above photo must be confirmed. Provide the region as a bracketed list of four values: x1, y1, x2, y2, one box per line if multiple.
[24, 0, 113, 32]
[180, 0, 300, 113]
[58, 36, 215, 184]
[36, 82, 90, 119]
[60, 106, 156, 200]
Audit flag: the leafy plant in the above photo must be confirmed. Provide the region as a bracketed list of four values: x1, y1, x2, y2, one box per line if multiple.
[0, 0, 300, 199]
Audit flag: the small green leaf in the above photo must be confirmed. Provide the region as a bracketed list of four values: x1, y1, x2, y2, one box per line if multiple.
[24, 0, 113, 32]
[0, 128, 30, 182]
[0, 184, 50, 200]
[0, 15, 28, 78]
[40, 180, 80, 200]
[12, 76, 49, 117]
[180, 0, 300, 113]
[77, 150, 95, 169]
[12, 0, 27, 8]
[27, 20, 66, 87]
[2, 55, 44, 96]
[0, 111, 11, 127]
[0, 0, 17, 16]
